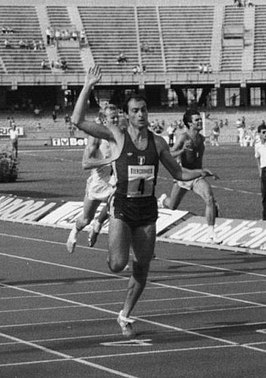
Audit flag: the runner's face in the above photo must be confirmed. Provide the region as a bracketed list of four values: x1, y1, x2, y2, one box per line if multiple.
[190, 114, 202, 131]
[127, 99, 148, 130]
[260, 129, 266, 142]
[105, 108, 119, 127]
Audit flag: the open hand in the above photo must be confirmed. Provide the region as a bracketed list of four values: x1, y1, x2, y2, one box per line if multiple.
[202, 169, 220, 180]
[85, 65, 102, 87]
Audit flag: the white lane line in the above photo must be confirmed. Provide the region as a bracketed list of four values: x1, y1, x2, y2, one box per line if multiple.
[0, 304, 260, 331]
[0, 344, 237, 368]
[158, 256, 266, 278]
[0, 251, 118, 279]
[0, 232, 106, 253]
[0, 331, 138, 378]
[1, 231, 266, 281]
[181, 279, 266, 288]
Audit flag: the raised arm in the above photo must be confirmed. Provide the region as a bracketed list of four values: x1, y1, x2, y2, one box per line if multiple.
[71, 66, 115, 141]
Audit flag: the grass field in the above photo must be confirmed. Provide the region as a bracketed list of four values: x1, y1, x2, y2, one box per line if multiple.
[0, 143, 261, 222]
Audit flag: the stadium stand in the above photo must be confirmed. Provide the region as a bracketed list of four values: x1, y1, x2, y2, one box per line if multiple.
[78, 6, 139, 74]
[220, 5, 244, 71]
[46, 6, 84, 72]
[254, 4, 266, 71]
[137, 6, 165, 73]
[0, 6, 49, 73]
[0, 0, 266, 117]
[159, 6, 214, 72]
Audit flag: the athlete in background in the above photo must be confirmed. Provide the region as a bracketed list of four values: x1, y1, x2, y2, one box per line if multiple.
[158, 109, 220, 243]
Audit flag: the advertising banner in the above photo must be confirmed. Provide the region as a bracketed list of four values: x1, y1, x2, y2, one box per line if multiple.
[0, 195, 58, 222]
[0, 126, 24, 137]
[163, 216, 266, 250]
[39, 201, 188, 234]
[51, 137, 87, 147]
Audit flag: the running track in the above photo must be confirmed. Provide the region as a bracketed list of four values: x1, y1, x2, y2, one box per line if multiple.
[1, 220, 266, 377]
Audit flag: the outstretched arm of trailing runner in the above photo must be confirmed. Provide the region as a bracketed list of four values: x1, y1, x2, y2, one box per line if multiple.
[156, 135, 219, 181]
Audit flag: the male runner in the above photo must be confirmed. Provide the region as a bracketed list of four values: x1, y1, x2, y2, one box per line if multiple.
[71, 65, 217, 337]
[66, 104, 118, 253]
[158, 109, 220, 243]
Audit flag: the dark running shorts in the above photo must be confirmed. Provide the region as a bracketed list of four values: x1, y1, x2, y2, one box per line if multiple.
[109, 194, 158, 228]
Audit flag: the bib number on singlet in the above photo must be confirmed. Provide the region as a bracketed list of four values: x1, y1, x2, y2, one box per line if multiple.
[127, 165, 155, 197]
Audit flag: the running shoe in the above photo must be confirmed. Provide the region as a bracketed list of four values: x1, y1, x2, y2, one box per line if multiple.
[88, 220, 102, 247]
[88, 229, 99, 247]
[123, 264, 130, 271]
[158, 193, 167, 208]
[66, 228, 77, 254]
[206, 233, 222, 245]
[117, 310, 136, 338]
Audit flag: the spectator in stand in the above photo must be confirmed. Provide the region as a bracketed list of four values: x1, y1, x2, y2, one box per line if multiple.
[61, 30, 67, 40]
[46, 27, 52, 45]
[71, 30, 78, 41]
[80, 29, 86, 44]
[140, 42, 151, 53]
[54, 60, 62, 69]
[4, 39, 11, 48]
[247, 0, 254, 6]
[61, 58, 68, 71]
[2, 26, 14, 34]
[6, 26, 14, 34]
[65, 29, 70, 40]
[19, 39, 26, 49]
[117, 52, 128, 64]
[33, 40, 39, 51]
[55, 29, 61, 42]
[132, 64, 142, 74]
[203, 64, 209, 74]
[198, 63, 203, 73]
[41, 59, 49, 69]
[132, 66, 138, 75]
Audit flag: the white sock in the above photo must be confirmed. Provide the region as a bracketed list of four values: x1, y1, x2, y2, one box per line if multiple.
[208, 225, 215, 237]
[93, 220, 102, 233]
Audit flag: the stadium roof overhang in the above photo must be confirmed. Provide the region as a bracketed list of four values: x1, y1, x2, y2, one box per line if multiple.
[1, 71, 266, 90]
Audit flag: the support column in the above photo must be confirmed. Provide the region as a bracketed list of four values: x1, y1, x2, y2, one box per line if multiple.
[216, 86, 225, 108]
